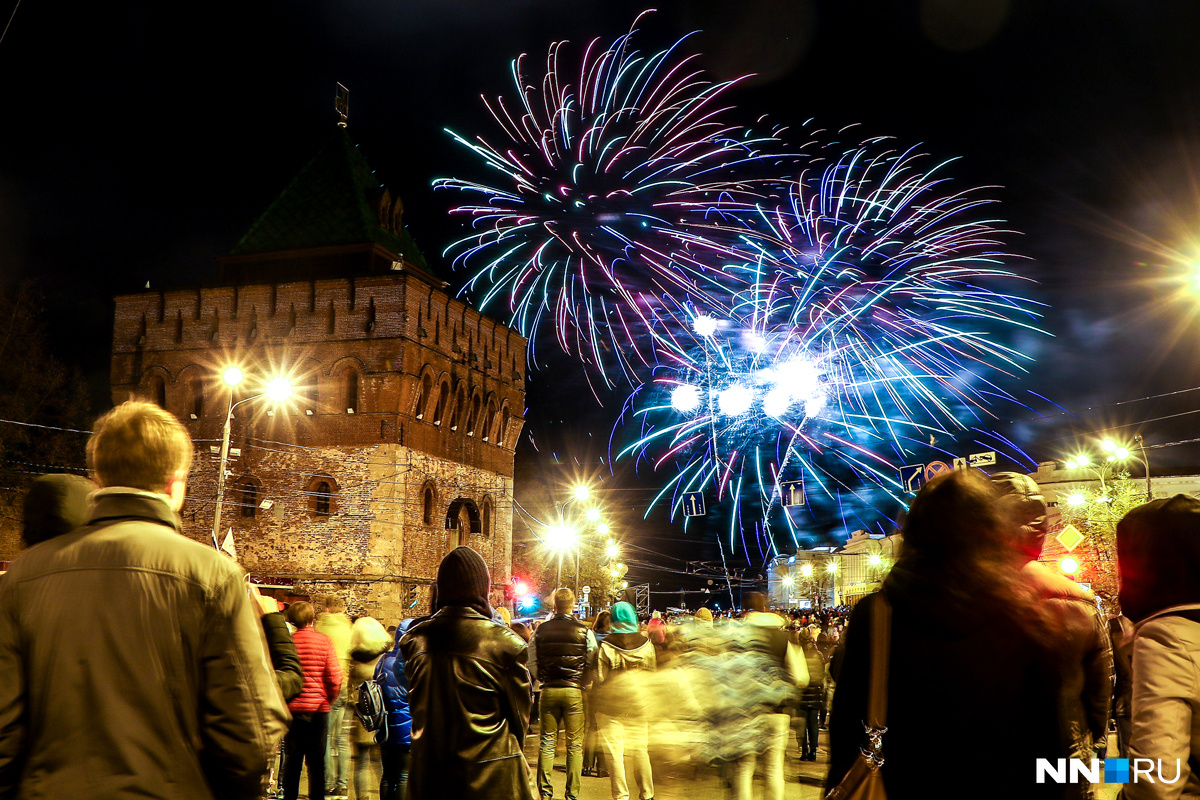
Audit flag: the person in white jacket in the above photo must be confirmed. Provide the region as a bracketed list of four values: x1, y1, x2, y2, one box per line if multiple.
[1117, 494, 1200, 800]
[593, 602, 656, 800]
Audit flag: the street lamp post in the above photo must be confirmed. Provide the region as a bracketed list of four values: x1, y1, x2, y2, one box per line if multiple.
[1101, 437, 1153, 500]
[211, 368, 291, 546]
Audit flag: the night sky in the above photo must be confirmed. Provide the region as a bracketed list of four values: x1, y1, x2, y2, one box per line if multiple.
[4, 1, 1200, 583]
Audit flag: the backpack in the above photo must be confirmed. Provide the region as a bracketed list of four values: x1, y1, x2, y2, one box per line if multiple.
[354, 677, 388, 742]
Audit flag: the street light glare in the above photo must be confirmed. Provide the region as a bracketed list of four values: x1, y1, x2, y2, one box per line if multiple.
[781, 575, 794, 586]
[1101, 439, 1117, 453]
[572, 485, 591, 502]
[869, 553, 882, 566]
[545, 525, 578, 551]
[597, 522, 611, 536]
[222, 366, 245, 387]
[585, 507, 601, 523]
[1114, 447, 1130, 459]
[606, 542, 620, 558]
[1065, 492, 1085, 506]
[1060, 556, 1080, 576]
[800, 563, 813, 578]
[265, 377, 292, 403]
[826, 562, 838, 573]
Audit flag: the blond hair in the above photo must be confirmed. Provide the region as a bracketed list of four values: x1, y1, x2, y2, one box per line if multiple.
[87, 401, 193, 492]
[553, 587, 575, 614]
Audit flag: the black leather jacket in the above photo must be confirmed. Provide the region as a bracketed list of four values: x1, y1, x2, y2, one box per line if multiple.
[400, 606, 533, 800]
[533, 614, 590, 688]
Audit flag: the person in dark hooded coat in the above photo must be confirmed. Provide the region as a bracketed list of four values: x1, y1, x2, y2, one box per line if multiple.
[1116, 494, 1200, 800]
[21, 473, 93, 547]
[400, 546, 533, 800]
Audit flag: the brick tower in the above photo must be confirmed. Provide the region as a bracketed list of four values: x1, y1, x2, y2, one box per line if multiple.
[109, 129, 526, 621]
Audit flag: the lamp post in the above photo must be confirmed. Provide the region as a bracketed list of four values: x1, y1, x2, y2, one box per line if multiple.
[1101, 437, 1153, 500]
[211, 369, 291, 546]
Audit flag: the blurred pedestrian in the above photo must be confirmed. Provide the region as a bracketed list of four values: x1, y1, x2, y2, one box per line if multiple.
[377, 619, 415, 800]
[284, 601, 343, 800]
[0, 401, 288, 799]
[583, 611, 613, 778]
[594, 601, 656, 800]
[828, 469, 1066, 799]
[529, 587, 597, 800]
[400, 546, 533, 800]
[793, 627, 825, 761]
[1116, 494, 1200, 800]
[993, 471, 1113, 780]
[730, 593, 807, 800]
[316, 594, 354, 799]
[348, 616, 391, 800]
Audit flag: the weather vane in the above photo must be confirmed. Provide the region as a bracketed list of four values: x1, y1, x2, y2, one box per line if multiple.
[335, 82, 349, 128]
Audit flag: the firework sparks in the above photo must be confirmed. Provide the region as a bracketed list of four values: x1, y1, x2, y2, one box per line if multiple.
[437, 13, 793, 386]
[619, 140, 1044, 552]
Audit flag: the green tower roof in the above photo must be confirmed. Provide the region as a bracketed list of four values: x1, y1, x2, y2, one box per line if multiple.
[227, 128, 431, 274]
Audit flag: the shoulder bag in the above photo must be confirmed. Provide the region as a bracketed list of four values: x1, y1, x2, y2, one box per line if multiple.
[825, 592, 891, 800]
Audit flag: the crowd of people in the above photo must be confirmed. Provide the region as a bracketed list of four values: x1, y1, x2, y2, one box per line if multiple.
[0, 400, 1198, 800]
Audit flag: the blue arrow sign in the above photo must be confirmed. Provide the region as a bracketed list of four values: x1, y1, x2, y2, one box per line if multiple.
[899, 464, 926, 494]
[682, 492, 706, 517]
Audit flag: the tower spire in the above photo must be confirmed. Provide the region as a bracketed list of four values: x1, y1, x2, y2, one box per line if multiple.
[335, 82, 349, 128]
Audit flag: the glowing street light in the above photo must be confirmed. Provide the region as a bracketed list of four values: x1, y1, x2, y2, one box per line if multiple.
[782, 575, 794, 587]
[572, 485, 591, 502]
[606, 542, 620, 559]
[826, 562, 838, 574]
[585, 507, 602, 523]
[1065, 492, 1085, 506]
[1060, 556, 1080, 576]
[212, 368, 292, 548]
[800, 563, 813, 578]
[869, 553, 883, 567]
[597, 522, 611, 536]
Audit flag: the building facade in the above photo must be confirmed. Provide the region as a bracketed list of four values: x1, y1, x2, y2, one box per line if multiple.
[108, 129, 526, 622]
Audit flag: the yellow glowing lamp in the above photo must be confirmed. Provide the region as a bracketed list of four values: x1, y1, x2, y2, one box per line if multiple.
[826, 562, 838, 574]
[222, 366, 245, 387]
[572, 485, 591, 502]
[1060, 556, 1080, 576]
[585, 507, 601, 523]
[869, 553, 882, 567]
[265, 377, 292, 403]
[801, 563, 813, 578]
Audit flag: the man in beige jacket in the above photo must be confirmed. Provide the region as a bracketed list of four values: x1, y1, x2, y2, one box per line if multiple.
[0, 401, 289, 799]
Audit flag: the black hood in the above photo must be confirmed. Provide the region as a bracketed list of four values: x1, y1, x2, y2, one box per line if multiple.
[22, 474, 94, 547]
[1117, 494, 1200, 623]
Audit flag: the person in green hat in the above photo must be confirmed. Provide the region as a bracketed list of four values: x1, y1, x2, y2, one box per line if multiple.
[593, 602, 656, 800]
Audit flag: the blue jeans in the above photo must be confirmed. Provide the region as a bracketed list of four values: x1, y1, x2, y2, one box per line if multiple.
[538, 686, 585, 800]
[325, 696, 350, 793]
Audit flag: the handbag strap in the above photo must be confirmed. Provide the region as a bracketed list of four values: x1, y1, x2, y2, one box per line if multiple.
[861, 591, 891, 763]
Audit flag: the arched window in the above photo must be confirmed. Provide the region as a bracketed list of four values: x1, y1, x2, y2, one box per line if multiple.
[149, 375, 166, 409]
[466, 393, 481, 436]
[345, 371, 359, 414]
[482, 397, 498, 442]
[315, 482, 332, 516]
[415, 373, 433, 420]
[433, 380, 451, 426]
[239, 478, 260, 518]
[301, 371, 320, 411]
[189, 379, 204, 419]
[423, 484, 436, 526]
[497, 406, 511, 447]
[448, 384, 466, 431]
[481, 497, 493, 537]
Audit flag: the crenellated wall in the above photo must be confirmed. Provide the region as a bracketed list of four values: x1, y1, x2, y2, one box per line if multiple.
[109, 272, 526, 622]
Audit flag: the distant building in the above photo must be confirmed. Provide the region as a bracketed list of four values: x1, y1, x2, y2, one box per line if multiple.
[1028, 461, 1200, 505]
[768, 531, 901, 610]
[108, 129, 526, 622]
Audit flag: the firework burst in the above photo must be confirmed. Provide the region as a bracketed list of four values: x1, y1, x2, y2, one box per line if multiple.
[437, 13, 793, 385]
[619, 140, 1044, 552]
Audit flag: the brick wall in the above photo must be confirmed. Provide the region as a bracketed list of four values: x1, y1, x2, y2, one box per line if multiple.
[107, 273, 525, 624]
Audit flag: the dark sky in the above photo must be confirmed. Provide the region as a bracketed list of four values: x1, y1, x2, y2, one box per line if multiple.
[4, 1, 1200, 583]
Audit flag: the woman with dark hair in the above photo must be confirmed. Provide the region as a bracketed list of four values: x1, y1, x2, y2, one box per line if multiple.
[827, 469, 1065, 799]
[1116, 494, 1200, 799]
